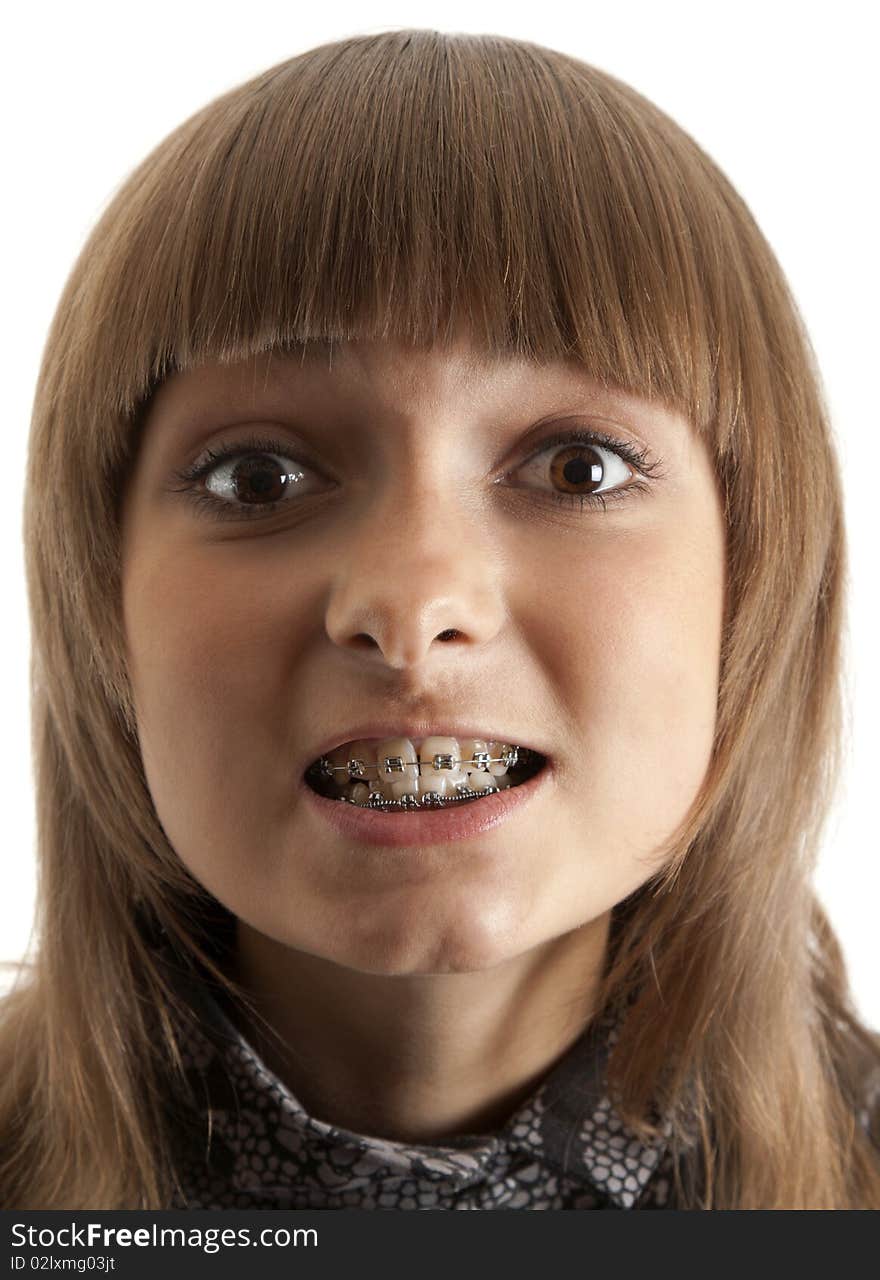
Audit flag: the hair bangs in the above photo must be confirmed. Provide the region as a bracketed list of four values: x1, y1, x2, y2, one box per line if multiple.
[83, 32, 738, 452]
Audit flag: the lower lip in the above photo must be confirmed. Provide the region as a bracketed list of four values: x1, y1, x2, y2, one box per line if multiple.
[301, 764, 552, 847]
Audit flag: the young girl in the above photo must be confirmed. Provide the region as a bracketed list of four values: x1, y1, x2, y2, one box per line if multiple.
[3, 29, 878, 1209]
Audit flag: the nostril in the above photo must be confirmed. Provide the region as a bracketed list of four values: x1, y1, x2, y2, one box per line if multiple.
[436, 629, 460, 642]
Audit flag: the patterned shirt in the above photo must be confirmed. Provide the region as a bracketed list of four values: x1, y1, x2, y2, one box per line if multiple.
[161, 947, 690, 1210]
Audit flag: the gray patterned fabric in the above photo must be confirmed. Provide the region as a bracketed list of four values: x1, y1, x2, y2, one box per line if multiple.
[160, 946, 687, 1210]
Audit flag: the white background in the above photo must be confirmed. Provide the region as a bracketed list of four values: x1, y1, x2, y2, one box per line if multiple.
[2, 2, 877, 1025]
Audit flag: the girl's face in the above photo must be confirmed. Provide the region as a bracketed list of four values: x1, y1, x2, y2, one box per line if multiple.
[120, 338, 726, 975]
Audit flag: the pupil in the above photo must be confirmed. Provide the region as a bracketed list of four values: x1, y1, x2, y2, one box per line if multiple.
[562, 457, 593, 486]
[249, 471, 275, 495]
[235, 456, 285, 503]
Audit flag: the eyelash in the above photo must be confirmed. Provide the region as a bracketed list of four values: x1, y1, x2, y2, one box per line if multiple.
[168, 428, 664, 522]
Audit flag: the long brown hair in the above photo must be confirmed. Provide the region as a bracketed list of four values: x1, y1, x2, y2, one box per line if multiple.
[3, 29, 877, 1208]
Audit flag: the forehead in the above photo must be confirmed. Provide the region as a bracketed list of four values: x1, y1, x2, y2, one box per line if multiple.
[144, 337, 688, 445]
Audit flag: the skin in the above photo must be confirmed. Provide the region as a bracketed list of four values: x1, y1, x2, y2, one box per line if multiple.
[120, 335, 726, 1143]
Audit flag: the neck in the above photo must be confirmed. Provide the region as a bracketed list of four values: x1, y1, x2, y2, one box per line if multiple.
[224, 915, 610, 1144]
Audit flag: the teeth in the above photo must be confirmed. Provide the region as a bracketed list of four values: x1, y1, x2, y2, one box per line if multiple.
[321, 736, 516, 772]
[376, 737, 420, 796]
[466, 770, 497, 792]
[308, 734, 539, 809]
[459, 738, 491, 772]
[418, 737, 467, 792]
[419, 775, 450, 798]
[335, 776, 508, 810]
[344, 739, 375, 781]
[390, 777, 420, 799]
[485, 740, 509, 777]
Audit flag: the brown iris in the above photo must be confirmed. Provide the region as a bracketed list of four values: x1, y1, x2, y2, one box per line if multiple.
[549, 445, 604, 494]
[231, 455, 291, 505]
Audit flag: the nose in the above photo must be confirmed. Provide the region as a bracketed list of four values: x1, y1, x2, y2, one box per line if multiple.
[324, 478, 507, 671]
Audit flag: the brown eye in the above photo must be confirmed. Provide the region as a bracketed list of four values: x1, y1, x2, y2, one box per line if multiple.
[201, 448, 322, 511]
[217, 454, 303, 506]
[169, 432, 338, 523]
[512, 438, 633, 500]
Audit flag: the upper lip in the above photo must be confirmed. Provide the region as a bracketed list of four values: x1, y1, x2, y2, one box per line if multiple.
[302, 722, 550, 770]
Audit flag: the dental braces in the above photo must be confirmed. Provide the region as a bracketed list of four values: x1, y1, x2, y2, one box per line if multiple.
[342, 783, 502, 812]
[317, 746, 520, 781]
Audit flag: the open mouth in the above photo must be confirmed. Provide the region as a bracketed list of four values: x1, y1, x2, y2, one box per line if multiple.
[303, 736, 547, 811]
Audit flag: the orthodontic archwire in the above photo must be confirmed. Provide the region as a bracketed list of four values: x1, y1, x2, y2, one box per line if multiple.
[316, 746, 521, 781]
[313, 746, 525, 810]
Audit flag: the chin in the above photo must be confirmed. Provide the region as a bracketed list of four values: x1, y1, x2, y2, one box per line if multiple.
[322, 913, 530, 977]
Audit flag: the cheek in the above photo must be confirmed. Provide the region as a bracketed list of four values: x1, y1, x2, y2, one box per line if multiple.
[121, 547, 315, 870]
[536, 519, 724, 861]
